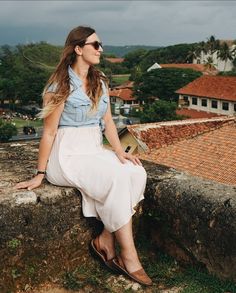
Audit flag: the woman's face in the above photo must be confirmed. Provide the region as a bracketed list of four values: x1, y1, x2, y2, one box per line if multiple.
[78, 33, 103, 65]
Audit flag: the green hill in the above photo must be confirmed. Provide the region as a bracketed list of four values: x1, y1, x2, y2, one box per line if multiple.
[103, 45, 161, 57]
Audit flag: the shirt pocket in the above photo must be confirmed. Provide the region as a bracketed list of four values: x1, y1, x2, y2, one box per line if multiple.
[64, 100, 91, 122]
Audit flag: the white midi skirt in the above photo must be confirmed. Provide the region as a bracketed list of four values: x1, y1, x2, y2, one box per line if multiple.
[46, 126, 147, 232]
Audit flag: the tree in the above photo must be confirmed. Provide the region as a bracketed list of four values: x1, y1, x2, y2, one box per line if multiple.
[204, 56, 215, 70]
[0, 44, 50, 106]
[217, 42, 234, 71]
[0, 119, 17, 142]
[123, 49, 148, 69]
[206, 35, 219, 55]
[134, 68, 202, 103]
[139, 100, 181, 123]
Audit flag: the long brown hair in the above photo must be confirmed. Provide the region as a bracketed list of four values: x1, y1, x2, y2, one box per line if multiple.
[39, 26, 108, 118]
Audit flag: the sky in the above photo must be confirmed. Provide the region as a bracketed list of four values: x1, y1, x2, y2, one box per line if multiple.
[0, 1, 236, 47]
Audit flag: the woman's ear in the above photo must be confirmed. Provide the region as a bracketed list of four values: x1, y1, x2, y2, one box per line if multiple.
[74, 45, 82, 56]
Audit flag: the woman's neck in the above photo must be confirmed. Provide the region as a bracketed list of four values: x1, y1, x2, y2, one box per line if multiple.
[71, 61, 90, 82]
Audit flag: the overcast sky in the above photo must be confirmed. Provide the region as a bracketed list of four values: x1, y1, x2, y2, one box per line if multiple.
[0, 1, 236, 47]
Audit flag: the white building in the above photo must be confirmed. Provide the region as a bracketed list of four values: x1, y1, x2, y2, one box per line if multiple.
[193, 41, 236, 72]
[176, 76, 236, 116]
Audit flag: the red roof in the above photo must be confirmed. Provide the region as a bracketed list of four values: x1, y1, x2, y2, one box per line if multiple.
[114, 81, 134, 89]
[139, 118, 236, 186]
[176, 108, 225, 119]
[105, 58, 124, 63]
[160, 63, 218, 75]
[176, 75, 236, 102]
[128, 117, 234, 151]
[109, 88, 136, 101]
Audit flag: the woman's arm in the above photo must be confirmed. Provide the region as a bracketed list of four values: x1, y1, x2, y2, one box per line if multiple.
[103, 101, 141, 166]
[15, 93, 64, 190]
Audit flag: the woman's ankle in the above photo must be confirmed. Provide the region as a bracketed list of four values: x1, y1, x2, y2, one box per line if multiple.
[120, 250, 142, 272]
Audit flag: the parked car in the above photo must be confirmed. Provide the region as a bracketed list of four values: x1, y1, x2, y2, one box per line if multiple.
[23, 126, 36, 135]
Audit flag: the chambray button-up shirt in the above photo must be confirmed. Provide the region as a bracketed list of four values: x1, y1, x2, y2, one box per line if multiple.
[47, 66, 109, 131]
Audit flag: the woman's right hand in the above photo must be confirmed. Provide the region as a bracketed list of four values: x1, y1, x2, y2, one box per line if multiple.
[14, 174, 44, 191]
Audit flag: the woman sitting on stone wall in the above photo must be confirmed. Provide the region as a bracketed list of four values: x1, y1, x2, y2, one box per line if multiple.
[15, 25, 152, 286]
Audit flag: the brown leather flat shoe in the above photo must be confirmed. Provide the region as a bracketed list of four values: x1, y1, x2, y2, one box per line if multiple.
[112, 256, 152, 286]
[90, 237, 117, 272]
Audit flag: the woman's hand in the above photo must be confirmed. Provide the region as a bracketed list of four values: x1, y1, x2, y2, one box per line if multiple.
[14, 174, 44, 191]
[115, 150, 142, 166]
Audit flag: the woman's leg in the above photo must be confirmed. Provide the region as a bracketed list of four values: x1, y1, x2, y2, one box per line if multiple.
[114, 218, 142, 273]
[97, 228, 116, 260]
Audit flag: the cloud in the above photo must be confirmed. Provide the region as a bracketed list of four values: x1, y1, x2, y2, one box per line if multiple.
[0, 1, 235, 46]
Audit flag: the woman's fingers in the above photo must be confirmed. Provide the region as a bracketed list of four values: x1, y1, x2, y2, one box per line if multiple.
[14, 177, 42, 190]
[15, 182, 29, 189]
[116, 152, 142, 166]
[117, 154, 126, 164]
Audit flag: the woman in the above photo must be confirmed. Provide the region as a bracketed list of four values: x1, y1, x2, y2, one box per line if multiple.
[15, 26, 152, 286]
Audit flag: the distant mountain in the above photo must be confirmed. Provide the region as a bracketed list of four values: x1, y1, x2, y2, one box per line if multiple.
[103, 45, 161, 57]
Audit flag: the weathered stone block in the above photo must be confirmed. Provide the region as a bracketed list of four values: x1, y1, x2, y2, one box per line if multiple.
[142, 161, 236, 282]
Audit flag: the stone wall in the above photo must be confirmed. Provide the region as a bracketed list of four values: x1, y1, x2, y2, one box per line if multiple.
[0, 141, 236, 292]
[143, 161, 236, 281]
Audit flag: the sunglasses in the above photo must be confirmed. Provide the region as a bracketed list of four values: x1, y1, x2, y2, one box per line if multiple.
[83, 41, 103, 50]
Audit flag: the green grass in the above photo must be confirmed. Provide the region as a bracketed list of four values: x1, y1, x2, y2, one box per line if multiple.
[138, 236, 236, 293]
[60, 234, 236, 292]
[11, 118, 43, 129]
[62, 264, 112, 291]
[112, 74, 130, 85]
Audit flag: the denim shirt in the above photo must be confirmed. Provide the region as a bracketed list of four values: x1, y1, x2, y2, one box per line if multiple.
[47, 66, 109, 131]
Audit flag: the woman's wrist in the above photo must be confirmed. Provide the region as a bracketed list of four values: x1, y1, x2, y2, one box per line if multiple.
[34, 169, 46, 178]
[36, 170, 46, 175]
[114, 147, 123, 154]
[36, 173, 45, 179]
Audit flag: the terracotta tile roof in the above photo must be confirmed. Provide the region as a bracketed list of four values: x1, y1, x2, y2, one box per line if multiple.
[160, 63, 218, 75]
[114, 81, 134, 89]
[139, 119, 236, 186]
[176, 75, 236, 102]
[109, 88, 136, 101]
[128, 116, 235, 151]
[176, 108, 225, 119]
[105, 57, 124, 63]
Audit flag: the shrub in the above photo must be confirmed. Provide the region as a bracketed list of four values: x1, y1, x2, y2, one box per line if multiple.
[0, 119, 17, 142]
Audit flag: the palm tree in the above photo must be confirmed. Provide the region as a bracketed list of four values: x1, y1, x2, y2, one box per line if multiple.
[186, 50, 197, 63]
[206, 35, 218, 55]
[217, 42, 234, 71]
[204, 56, 215, 70]
[190, 41, 207, 64]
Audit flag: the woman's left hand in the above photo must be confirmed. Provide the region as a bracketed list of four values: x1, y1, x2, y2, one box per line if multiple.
[115, 150, 142, 166]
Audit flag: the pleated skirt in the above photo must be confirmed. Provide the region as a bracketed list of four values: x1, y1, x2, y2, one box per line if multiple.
[46, 126, 147, 232]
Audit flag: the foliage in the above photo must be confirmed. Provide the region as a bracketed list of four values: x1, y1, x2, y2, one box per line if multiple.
[103, 45, 159, 57]
[139, 100, 182, 123]
[218, 70, 236, 76]
[99, 55, 129, 76]
[0, 44, 51, 106]
[138, 43, 198, 71]
[7, 238, 22, 249]
[123, 48, 148, 69]
[134, 68, 202, 102]
[21, 41, 61, 67]
[0, 119, 17, 142]
[137, 227, 236, 293]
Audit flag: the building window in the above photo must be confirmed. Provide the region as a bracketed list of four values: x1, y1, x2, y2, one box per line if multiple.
[197, 59, 200, 64]
[222, 102, 229, 111]
[201, 99, 207, 107]
[211, 100, 218, 109]
[192, 97, 198, 105]
[234, 103, 236, 112]
[125, 146, 131, 153]
[183, 95, 189, 106]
